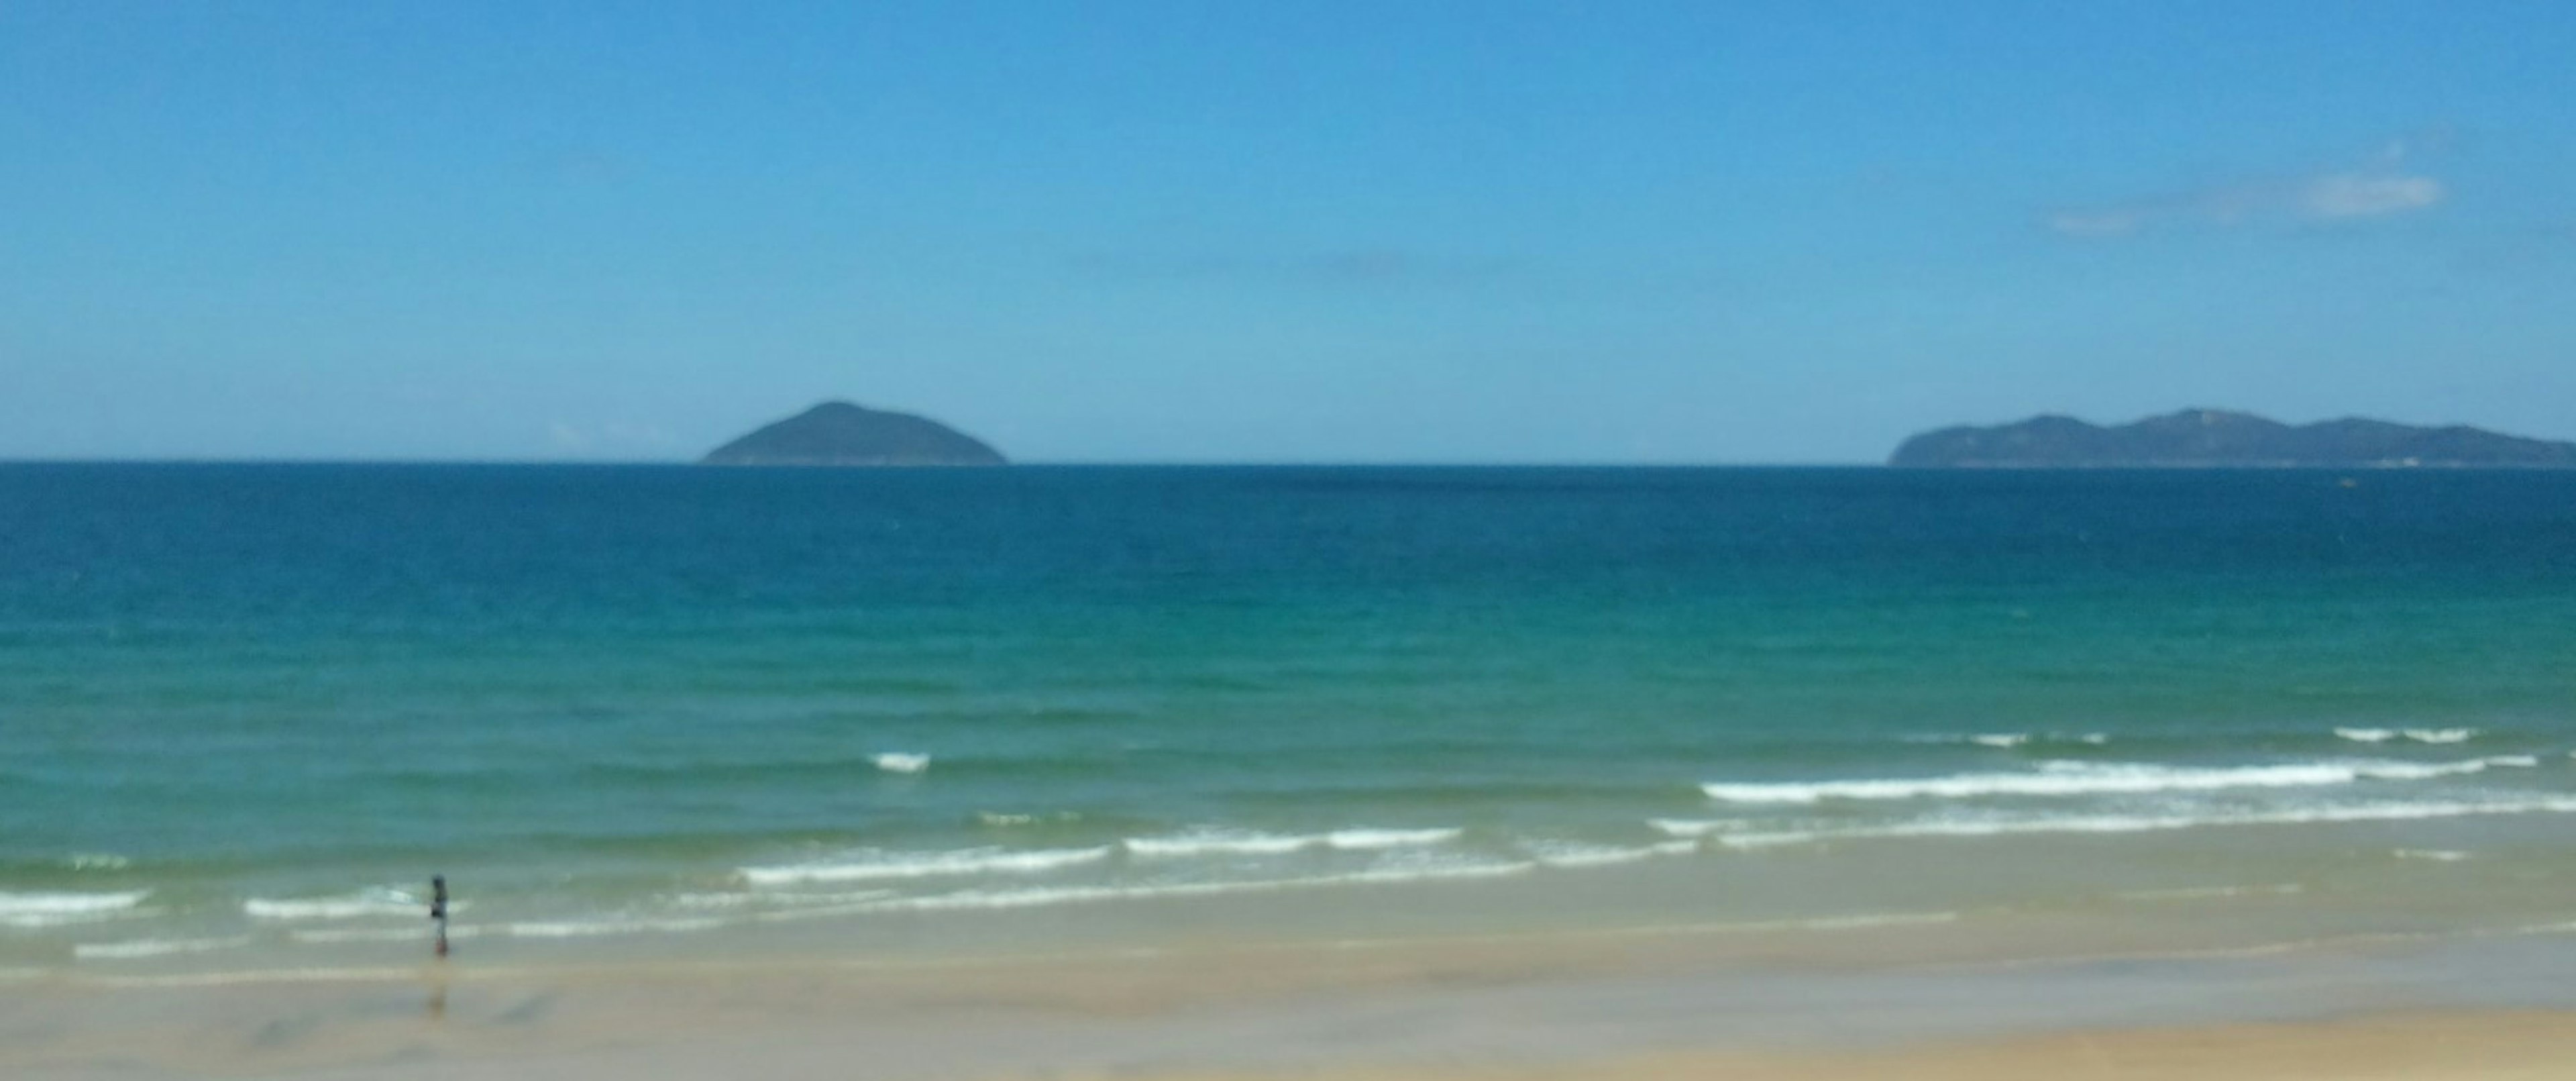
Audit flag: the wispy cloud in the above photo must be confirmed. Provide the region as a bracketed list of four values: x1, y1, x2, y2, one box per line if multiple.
[2046, 134, 2451, 240]
[2298, 174, 2444, 218]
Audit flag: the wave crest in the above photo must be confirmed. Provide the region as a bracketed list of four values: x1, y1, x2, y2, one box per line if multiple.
[1122, 827, 1462, 858]
[1701, 758, 2502, 804]
[243, 886, 426, 921]
[1707, 795, 2576, 849]
[0, 890, 150, 928]
[742, 845, 1111, 886]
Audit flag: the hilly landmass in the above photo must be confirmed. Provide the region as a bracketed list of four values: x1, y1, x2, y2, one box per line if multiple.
[1892, 409, 2576, 468]
[702, 401, 1006, 466]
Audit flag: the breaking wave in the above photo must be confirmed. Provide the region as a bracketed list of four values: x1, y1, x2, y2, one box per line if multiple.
[741, 845, 1112, 886]
[243, 886, 426, 921]
[76, 936, 252, 960]
[1682, 794, 2576, 848]
[2337, 727, 2479, 745]
[1120, 827, 1464, 858]
[0, 890, 151, 929]
[1701, 758, 2510, 804]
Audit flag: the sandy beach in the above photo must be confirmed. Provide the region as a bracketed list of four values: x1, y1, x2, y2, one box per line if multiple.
[10, 917, 2576, 1080]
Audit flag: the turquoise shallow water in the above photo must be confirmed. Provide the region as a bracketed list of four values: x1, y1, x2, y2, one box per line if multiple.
[5, 465, 2575, 970]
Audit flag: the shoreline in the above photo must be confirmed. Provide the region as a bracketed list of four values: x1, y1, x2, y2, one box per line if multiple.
[29, 809, 2576, 988]
[11, 911, 2576, 1080]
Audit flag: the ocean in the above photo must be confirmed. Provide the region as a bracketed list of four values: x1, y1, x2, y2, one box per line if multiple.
[5, 464, 2575, 976]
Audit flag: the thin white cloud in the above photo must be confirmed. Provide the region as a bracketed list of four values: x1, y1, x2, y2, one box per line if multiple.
[2046, 136, 2450, 240]
[2297, 174, 2444, 219]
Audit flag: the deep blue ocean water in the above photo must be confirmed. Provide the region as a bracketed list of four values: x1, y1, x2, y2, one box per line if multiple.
[5, 465, 2575, 970]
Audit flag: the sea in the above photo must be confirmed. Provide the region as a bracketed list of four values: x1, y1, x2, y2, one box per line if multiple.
[5, 464, 2575, 977]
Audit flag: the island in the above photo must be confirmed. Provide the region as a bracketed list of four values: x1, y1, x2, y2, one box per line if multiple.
[701, 401, 1007, 466]
[1891, 409, 2576, 468]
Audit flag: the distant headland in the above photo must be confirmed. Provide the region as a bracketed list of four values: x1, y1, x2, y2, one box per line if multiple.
[1891, 409, 2576, 468]
[701, 401, 1006, 466]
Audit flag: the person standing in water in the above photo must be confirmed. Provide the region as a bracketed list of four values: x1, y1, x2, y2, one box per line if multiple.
[429, 874, 449, 958]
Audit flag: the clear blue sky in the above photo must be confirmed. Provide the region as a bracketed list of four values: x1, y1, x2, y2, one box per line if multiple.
[5, 1, 2571, 462]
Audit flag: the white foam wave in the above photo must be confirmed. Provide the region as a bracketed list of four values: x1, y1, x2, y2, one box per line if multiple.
[664, 890, 765, 910]
[871, 752, 931, 774]
[2394, 848, 2474, 862]
[1701, 758, 2499, 804]
[1710, 796, 2576, 850]
[874, 882, 1230, 912]
[1913, 731, 2106, 748]
[873, 861, 1537, 913]
[243, 887, 427, 921]
[66, 853, 131, 871]
[2483, 755, 2539, 768]
[1123, 830, 1312, 858]
[1525, 841, 1696, 868]
[76, 936, 252, 960]
[1646, 819, 1748, 838]
[0, 890, 150, 928]
[741, 845, 1110, 886]
[1709, 831, 1817, 850]
[1325, 827, 1463, 850]
[2337, 727, 2479, 745]
[1122, 827, 1463, 858]
[977, 811, 1080, 828]
[667, 888, 894, 912]
[502, 916, 727, 939]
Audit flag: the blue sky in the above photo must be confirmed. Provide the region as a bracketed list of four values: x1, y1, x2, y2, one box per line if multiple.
[4, 1, 2572, 462]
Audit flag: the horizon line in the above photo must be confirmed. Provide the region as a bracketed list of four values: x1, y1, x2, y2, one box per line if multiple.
[0, 456, 1888, 468]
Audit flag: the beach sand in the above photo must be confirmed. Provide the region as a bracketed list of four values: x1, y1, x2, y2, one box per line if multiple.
[1297, 1015, 2576, 1081]
[9, 921, 2575, 1080]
